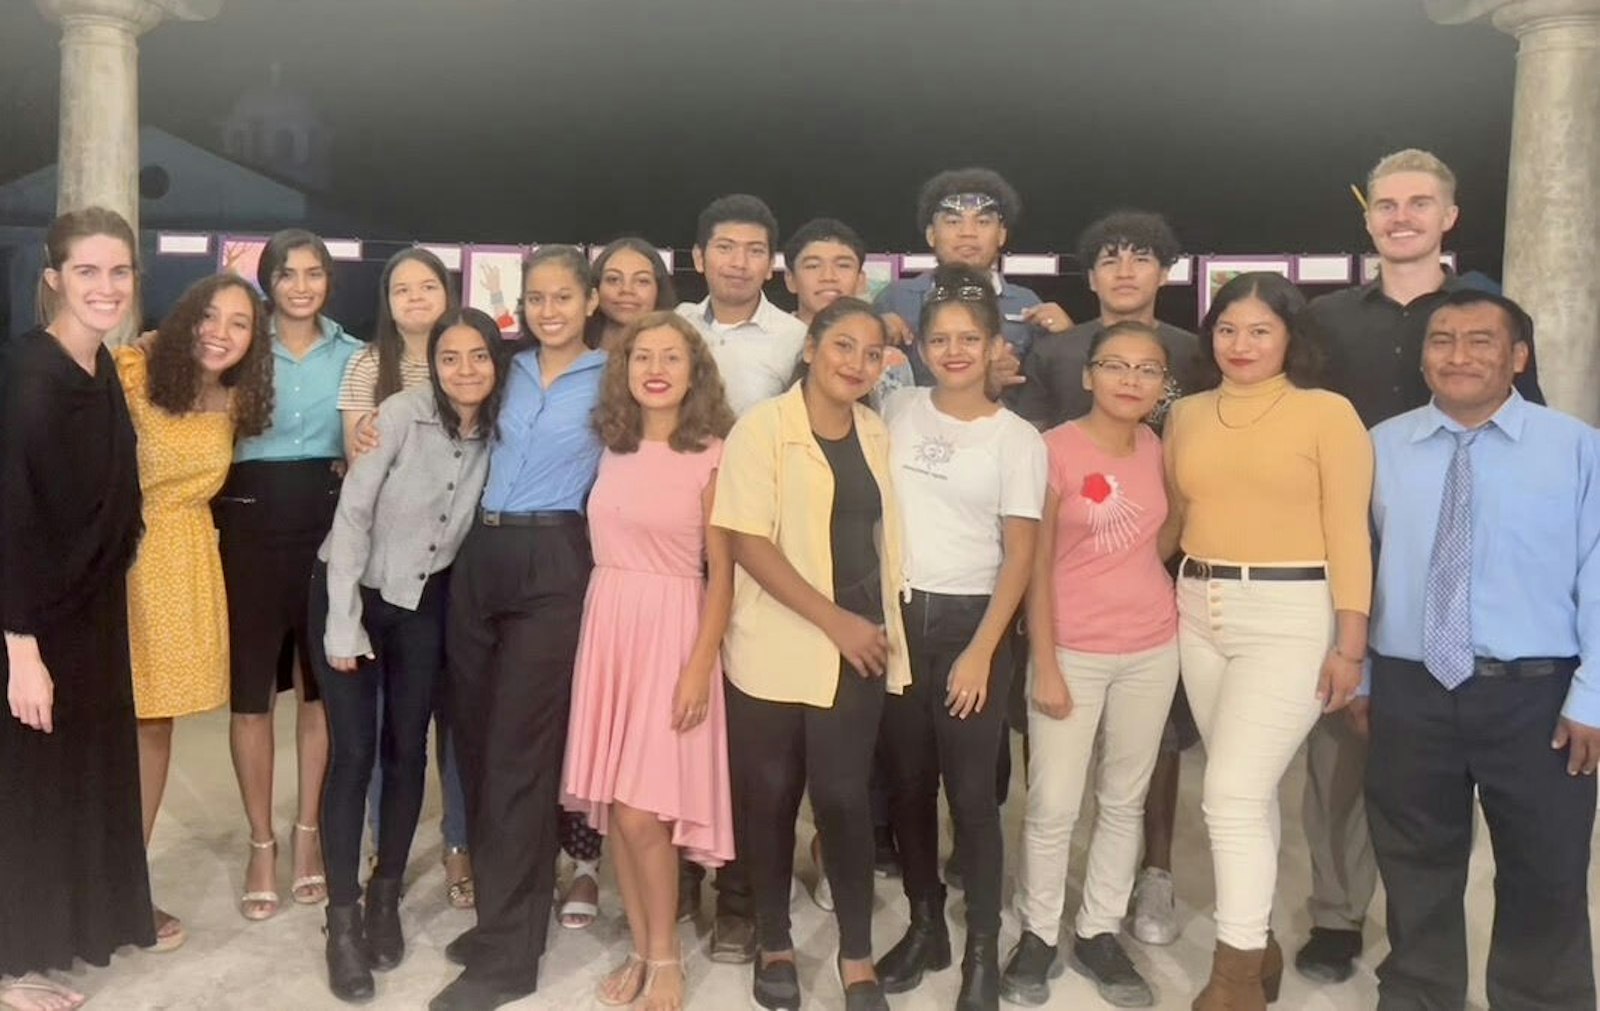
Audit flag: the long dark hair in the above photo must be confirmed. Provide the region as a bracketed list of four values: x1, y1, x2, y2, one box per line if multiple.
[148, 273, 275, 438]
[584, 237, 677, 349]
[372, 247, 457, 400]
[1194, 271, 1324, 390]
[594, 311, 733, 453]
[427, 307, 509, 441]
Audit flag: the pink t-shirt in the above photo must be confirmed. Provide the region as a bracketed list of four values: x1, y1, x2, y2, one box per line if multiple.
[1046, 423, 1177, 653]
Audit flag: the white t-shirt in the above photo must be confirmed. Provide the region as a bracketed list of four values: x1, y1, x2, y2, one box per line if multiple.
[884, 387, 1047, 594]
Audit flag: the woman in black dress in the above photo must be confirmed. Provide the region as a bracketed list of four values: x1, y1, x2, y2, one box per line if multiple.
[0, 207, 152, 1011]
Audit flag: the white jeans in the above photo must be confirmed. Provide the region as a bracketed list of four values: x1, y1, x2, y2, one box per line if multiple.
[1178, 564, 1333, 950]
[1017, 640, 1181, 945]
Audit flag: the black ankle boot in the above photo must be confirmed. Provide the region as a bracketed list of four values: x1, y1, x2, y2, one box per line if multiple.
[364, 876, 404, 971]
[874, 895, 951, 993]
[325, 904, 374, 1003]
[957, 930, 1000, 1011]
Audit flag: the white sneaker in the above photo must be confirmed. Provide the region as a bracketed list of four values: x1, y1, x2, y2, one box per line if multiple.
[1130, 867, 1179, 945]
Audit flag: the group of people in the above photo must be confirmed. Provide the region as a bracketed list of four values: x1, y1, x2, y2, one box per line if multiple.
[1, 148, 1595, 1011]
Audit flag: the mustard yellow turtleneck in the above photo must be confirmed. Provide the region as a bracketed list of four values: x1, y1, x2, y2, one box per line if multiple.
[1163, 373, 1375, 614]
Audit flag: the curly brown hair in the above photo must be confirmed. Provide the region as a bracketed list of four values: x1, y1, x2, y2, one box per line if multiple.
[147, 273, 275, 438]
[594, 311, 733, 454]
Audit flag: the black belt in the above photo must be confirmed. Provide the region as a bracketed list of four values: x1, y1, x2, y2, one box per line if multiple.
[1473, 657, 1573, 679]
[1181, 559, 1326, 581]
[478, 509, 584, 528]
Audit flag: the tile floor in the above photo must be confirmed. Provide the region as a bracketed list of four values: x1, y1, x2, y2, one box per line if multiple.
[49, 706, 1599, 1010]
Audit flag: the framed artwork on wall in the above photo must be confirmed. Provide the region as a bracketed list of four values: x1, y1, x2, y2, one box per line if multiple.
[1197, 255, 1294, 318]
[463, 245, 528, 336]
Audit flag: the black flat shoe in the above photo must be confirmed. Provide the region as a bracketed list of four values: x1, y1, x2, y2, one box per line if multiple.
[1294, 926, 1362, 984]
[427, 970, 535, 1011]
[444, 927, 485, 968]
[837, 957, 889, 1011]
[752, 953, 800, 1010]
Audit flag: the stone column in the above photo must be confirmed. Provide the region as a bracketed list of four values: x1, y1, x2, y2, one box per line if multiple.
[34, 0, 221, 232]
[1428, 0, 1600, 424]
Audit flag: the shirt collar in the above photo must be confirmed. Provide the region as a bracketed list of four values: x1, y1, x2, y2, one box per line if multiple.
[270, 316, 342, 359]
[515, 346, 607, 384]
[775, 381, 886, 452]
[1410, 388, 1527, 443]
[1360, 266, 1463, 305]
[700, 293, 784, 331]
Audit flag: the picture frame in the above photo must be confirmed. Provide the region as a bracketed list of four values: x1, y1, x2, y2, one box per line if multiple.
[218, 235, 269, 293]
[859, 254, 900, 301]
[462, 244, 528, 336]
[1197, 255, 1294, 318]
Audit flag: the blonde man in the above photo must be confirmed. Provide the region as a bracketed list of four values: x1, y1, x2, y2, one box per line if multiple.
[1295, 149, 1544, 984]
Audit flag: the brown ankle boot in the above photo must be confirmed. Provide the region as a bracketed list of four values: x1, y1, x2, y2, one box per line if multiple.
[1192, 942, 1267, 1011]
[1261, 933, 1282, 1003]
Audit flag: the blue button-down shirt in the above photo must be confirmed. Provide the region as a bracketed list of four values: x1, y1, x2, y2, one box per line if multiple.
[872, 270, 1044, 386]
[235, 317, 361, 463]
[481, 347, 607, 513]
[1369, 392, 1600, 725]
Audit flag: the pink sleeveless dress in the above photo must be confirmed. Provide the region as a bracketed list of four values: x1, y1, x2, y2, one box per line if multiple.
[561, 439, 734, 866]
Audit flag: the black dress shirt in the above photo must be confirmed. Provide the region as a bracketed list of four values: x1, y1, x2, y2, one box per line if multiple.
[1308, 273, 1544, 428]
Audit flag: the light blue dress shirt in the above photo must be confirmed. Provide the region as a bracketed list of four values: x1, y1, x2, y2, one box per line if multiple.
[235, 316, 362, 463]
[480, 347, 607, 513]
[1369, 392, 1600, 725]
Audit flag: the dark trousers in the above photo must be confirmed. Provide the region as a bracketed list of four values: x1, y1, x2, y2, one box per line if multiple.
[880, 591, 1012, 934]
[681, 683, 752, 918]
[447, 520, 591, 990]
[726, 668, 886, 959]
[312, 562, 448, 907]
[1366, 655, 1596, 1011]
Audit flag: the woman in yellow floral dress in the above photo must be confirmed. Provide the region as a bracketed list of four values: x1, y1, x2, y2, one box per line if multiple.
[115, 273, 275, 950]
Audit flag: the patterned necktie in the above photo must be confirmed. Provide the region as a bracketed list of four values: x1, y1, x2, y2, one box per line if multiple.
[1422, 429, 1479, 689]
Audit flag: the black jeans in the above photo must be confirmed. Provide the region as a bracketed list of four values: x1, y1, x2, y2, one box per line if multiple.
[312, 562, 449, 907]
[1366, 655, 1596, 1011]
[726, 668, 886, 960]
[880, 590, 1012, 934]
[447, 519, 591, 990]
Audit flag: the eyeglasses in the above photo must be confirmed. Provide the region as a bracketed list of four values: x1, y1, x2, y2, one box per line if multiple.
[1090, 359, 1168, 382]
[927, 284, 991, 303]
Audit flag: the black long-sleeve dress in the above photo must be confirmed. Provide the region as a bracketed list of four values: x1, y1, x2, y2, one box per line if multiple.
[0, 327, 154, 974]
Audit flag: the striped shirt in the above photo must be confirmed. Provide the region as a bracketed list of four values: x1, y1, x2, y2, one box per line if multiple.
[337, 344, 431, 413]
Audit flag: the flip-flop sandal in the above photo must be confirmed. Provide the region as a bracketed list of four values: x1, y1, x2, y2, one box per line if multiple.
[0, 973, 87, 1011]
[150, 908, 186, 953]
[595, 953, 645, 1006]
[558, 859, 600, 929]
[640, 955, 685, 1011]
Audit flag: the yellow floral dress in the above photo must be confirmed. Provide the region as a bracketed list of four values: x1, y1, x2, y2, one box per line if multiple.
[115, 346, 234, 718]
